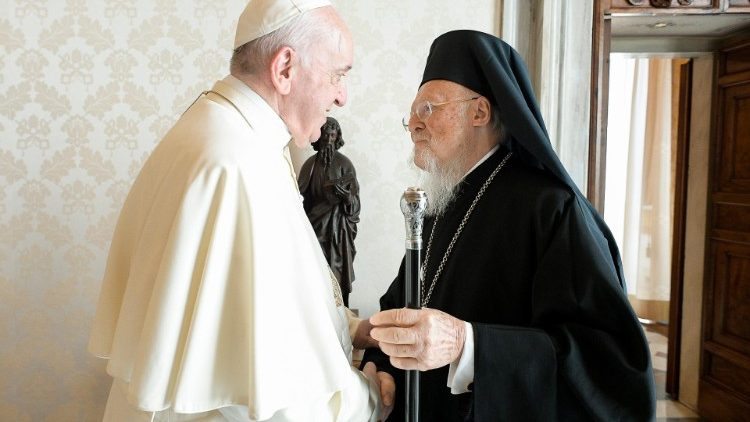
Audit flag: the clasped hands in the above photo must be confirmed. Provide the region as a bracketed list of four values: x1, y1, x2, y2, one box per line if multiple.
[354, 308, 466, 420]
[361, 361, 395, 421]
[354, 319, 394, 420]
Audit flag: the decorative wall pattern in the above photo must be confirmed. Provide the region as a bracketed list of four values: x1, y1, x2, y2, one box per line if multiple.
[0, 0, 497, 420]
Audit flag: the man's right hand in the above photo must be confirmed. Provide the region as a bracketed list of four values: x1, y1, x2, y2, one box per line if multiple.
[352, 318, 378, 350]
[362, 362, 395, 420]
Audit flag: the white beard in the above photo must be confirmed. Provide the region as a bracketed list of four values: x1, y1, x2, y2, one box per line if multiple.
[411, 141, 472, 217]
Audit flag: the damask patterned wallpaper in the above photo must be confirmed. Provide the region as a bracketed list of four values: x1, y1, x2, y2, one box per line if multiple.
[0, 0, 497, 420]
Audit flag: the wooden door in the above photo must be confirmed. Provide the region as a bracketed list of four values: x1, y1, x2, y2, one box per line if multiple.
[699, 35, 750, 420]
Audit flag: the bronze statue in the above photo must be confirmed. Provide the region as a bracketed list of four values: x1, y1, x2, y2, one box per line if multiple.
[299, 117, 360, 306]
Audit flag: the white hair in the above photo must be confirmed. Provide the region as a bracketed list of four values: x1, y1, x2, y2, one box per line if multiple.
[230, 7, 340, 75]
[489, 104, 505, 139]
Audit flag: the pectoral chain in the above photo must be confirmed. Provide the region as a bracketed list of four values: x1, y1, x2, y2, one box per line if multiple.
[420, 151, 513, 307]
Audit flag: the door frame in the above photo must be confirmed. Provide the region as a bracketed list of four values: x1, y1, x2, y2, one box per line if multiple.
[667, 59, 694, 397]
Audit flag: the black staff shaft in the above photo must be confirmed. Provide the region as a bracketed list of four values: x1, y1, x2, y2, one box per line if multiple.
[404, 249, 421, 422]
[400, 187, 426, 422]
[405, 250, 421, 309]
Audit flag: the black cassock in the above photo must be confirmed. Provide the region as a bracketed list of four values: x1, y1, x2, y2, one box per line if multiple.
[363, 145, 655, 421]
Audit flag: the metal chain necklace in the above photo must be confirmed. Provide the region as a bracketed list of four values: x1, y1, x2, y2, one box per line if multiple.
[420, 151, 513, 307]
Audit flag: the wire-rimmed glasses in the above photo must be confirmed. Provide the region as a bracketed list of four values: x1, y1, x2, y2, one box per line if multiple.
[401, 96, 479, 132]
[320, 69, 347, 87]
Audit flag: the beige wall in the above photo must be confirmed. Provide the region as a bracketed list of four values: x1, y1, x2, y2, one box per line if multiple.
[0, 1, 498, 420]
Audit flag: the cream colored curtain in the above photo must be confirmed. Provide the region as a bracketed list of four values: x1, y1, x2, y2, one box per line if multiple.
[605, 57, 674, 320]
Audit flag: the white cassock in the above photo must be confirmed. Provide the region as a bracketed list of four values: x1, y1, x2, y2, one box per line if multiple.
[88, 75, 380, 422]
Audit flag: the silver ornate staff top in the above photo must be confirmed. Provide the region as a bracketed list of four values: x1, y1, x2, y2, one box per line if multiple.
[400, 187, 428, 250]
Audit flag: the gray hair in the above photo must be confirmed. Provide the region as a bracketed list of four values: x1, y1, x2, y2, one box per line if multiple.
[230, 8, 339, 76]
[489, 103, 505, 142]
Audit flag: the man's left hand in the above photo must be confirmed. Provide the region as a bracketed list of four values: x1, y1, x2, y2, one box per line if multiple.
[361, 362, 395, 421]
[369, 308, 466, 371]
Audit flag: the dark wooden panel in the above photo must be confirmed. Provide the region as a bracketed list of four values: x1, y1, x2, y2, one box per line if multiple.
[713, 192, 750, 204]
[711, 230, 750, 244]
[720, 70, 750, 87]
[710, 241, 750, 353]
[699, 378, 750, 421]
[724, 58, 750, 78]
[705, 341, 750, 371]
[722, 40, 750, 76]
[704, 352, 750, 400]
[722, 252, 750, 343]
[717, 82, 750, 192]
[701, 31, 750, 422]
[714, 203, 750, 233]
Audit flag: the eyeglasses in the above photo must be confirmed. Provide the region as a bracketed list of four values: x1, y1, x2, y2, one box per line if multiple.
[323, 70, 347, 87]
[328, 72, 346, 86]
[401, 97, 479, 132]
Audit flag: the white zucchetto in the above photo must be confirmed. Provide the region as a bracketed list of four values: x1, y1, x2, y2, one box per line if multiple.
[234, 0, 332, 49]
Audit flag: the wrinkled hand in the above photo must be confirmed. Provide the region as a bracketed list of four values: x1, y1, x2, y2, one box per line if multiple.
[369, 308, 466, 371]
[352, 318, 378, 350]
[362, 362, 395, 421]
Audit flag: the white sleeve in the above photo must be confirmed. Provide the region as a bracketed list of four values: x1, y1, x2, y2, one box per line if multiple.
[446, 321, 474, 394]
[220, 367, 381, 421]
[334, 367, 381, 422]
[344, 307, 361, 343]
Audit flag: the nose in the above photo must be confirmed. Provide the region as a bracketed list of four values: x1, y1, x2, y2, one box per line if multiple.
[334, 82, 347, 107]
[408, 113, 424, 133]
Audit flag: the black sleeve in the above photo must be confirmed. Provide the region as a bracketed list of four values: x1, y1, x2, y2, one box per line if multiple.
[472, 195, 656, 421]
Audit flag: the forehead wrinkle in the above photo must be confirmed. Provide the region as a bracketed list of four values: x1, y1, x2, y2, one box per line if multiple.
[332, 30, 343, 52]
[414, 85, 445, 103]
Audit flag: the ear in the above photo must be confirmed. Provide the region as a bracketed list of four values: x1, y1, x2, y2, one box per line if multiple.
[269, 46, 296, 95]
[472, 97, 492, 127]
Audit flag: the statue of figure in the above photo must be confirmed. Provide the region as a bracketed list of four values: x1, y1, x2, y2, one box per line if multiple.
[298, 117, 360, 306]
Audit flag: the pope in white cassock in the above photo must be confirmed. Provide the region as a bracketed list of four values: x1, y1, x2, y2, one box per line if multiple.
[87, 1, 388, 421]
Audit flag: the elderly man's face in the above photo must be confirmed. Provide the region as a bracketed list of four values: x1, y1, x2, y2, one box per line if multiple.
[285, 9, 353, 148]
[407, 80, 477, 172]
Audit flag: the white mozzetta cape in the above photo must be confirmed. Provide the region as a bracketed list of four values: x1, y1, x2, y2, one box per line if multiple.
[89, 76, 376, 421]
